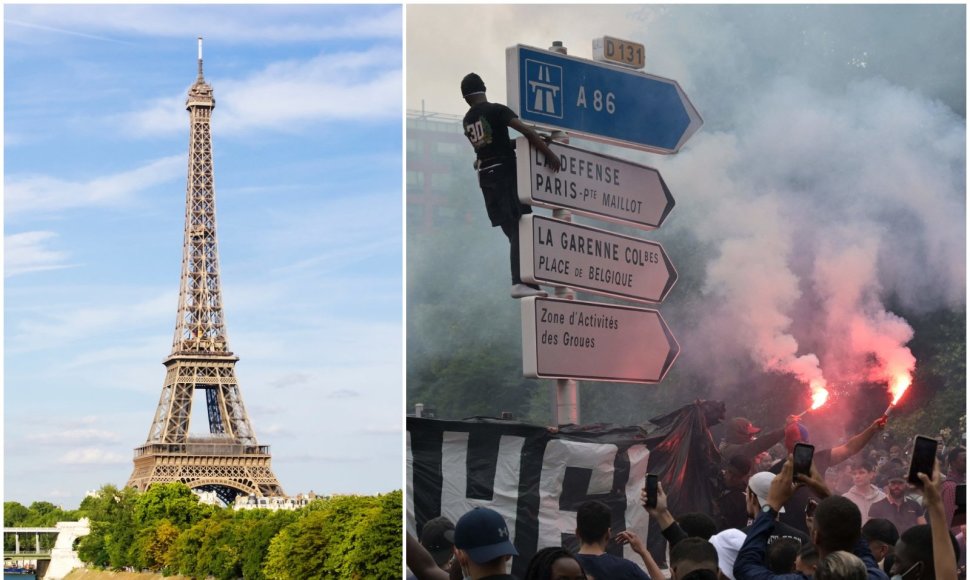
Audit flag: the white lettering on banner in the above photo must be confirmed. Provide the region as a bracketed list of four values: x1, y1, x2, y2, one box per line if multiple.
[537, 440, 616, 549]
[624, 444, 652, 549]
[536, 439, 651, 563]
[439, 432, 527, 546]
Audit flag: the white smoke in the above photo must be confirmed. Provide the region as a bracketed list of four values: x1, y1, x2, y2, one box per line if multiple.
[661, 74, 963, 407]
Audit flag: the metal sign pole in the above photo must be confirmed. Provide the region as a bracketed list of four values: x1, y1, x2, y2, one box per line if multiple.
[548, 41, 579, 427]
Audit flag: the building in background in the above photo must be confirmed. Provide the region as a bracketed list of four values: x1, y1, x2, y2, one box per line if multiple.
[406, 109, 478, 232]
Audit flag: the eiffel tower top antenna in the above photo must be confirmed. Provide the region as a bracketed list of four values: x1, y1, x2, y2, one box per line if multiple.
[197, 36, 204, 81]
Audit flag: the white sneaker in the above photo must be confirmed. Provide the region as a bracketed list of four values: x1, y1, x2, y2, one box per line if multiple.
[511, 284, 547, 299]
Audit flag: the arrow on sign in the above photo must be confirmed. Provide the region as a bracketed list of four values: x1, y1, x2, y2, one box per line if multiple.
[514, 137, 675, 230]
[521, 296, 679, 384]
[506, 44, 703, 154]
[520, 215, 677, 304]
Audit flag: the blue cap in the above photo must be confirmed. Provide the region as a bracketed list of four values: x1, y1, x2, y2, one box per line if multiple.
[453, 507, 518, 564]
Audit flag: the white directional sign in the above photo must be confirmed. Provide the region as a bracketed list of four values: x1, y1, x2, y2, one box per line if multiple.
[520, 215, 677, 304]
[521, 296, 679, 384]
[514, 137, 675, 230]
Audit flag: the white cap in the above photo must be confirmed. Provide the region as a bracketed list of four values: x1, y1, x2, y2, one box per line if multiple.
[748, 471, 785, 513]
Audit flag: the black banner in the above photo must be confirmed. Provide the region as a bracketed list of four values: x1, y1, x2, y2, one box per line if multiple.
[407, 417, 654, 577]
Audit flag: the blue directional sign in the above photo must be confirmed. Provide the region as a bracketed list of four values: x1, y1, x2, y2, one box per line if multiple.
[506, 45, 703, 154]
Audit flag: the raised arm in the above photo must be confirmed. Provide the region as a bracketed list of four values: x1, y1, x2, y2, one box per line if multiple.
[508, 118, 561, 172]
[615, 530, 664, 580]
[829, 416, 887, 466]
[918, 460, 959, 580]
[407, 532, 450, 580]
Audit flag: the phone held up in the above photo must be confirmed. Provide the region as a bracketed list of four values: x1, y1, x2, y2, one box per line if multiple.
[644, 473, 658, 509]
[793, 442, 815, 480]
[908, 435, 938, 487]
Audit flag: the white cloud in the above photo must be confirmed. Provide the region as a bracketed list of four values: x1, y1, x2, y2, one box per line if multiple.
[5, 231, 72, 277]
[5, 155, 183, 216]
[59, 448, 127, 465]
[359, 423, 402, 435]
[5, 6, 400, 44]
[26, 429, 122, 446]
[8, 290, 173, 354]
[123, 49, 401, 137]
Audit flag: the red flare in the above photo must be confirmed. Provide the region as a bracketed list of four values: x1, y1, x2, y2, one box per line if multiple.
[809, 379, 829, 411]
[889, 374, 911, 406]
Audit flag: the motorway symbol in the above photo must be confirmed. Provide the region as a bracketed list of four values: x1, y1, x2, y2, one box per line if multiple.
[506, 44, 703, 154]
[521, 296, 679, 384]
[514, 137, 675, 230]
[519, 215, 677, 304]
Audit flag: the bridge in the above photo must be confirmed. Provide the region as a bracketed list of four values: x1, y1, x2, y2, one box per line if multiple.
[4, 526, 57, 558]
[3, 520, 89, 579]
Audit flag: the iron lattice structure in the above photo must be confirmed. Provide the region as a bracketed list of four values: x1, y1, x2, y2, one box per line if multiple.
[128, 40, 284, 504]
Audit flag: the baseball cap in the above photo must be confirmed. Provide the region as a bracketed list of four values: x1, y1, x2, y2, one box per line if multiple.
[731, 417, 761, 436]
[453, 507, 518, 564]
[461, 73, 487, 97]
[748, 471, 785, 513]
[884, 466, 907, 482]
[419, 516, 456, 567]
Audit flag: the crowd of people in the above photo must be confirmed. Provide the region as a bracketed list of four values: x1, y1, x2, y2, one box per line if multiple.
[406, 416, 965, 580]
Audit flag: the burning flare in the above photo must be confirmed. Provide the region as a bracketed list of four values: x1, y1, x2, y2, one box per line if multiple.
[888, 374, 912, 406]
[809, 378, 829, 410]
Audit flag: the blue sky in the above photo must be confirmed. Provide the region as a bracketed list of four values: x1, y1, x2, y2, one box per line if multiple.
[5, 4, 403, 507]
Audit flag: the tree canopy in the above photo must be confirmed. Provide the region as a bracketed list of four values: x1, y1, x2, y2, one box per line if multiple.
[64, 483, 401, 579]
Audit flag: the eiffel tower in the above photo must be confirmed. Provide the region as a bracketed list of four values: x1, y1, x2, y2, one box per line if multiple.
[128, 38, 284, 504]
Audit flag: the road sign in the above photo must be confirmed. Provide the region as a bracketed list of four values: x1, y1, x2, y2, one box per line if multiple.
[514, 137, 674, 230]
[506, 44, 703, 154]
[520, 215, 677, 304]
[593, 36, 645, 69]
[521, 296, 679, 383]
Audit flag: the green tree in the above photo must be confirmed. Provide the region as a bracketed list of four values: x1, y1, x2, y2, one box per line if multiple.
[236, 509, 300, 580]
[263, 527, 296, 580]
[344, 490, 403, 579]
[77, 484, 139, 569]
[4, 502, 30, 527]
[261, 494, 401, 580]
[169, 510, 232, 578]
[133, 481, 209, 528]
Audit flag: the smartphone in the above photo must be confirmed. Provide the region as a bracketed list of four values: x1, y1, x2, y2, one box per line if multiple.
[793, 443, 815, 479]
[644, 474, 658, 509]
[908, 435, 938, 486]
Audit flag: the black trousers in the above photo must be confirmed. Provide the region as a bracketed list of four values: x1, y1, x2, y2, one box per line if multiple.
[479, 160, 534, 287]
[500, 221, 524, 285]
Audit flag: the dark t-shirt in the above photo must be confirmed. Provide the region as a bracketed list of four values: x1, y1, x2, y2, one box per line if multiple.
[770, 448, 833, 534]
[717, 487, 749, 531]
[868, 497, 924, 534]
[575, 553, 651, 580]
[463, 102, 517, 162]
[740, 518, 811, 548]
